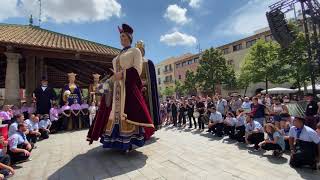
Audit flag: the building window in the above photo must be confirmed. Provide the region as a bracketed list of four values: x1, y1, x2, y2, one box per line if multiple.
[158, 78, 161, 85]
[194, 57, 199, 63]
[233, 44, 242, 51]
[246, 39, 256, 48]
[169, 64, 172, 71]
[157, 68, 160, 75]
[178, 75, 181, 79]
[176, 63, 181, 68]
[265, 34, 273, 42]
[164, 65, 168, 71]
[188, 60, 193, 65]
[182, 61, 187, 67]
[222, 48, 229, 54]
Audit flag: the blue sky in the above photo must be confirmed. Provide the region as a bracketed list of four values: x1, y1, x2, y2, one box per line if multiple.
[0, 0, 279, 64]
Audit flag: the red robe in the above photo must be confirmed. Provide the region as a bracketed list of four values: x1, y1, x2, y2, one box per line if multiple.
[87, 67, 154, 144]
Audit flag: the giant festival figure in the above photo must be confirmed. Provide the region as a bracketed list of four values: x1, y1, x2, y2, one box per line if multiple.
[87, 24, 156, 152]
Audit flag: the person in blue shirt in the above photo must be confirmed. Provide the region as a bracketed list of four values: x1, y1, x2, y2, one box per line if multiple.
[234, 109, 246, 142]
[223, 112, 237, 139]
[25, 114, 41, 144]
[39, 114, 52, 140]
[289, 117, 320, 169]
[0, 135, 14, 179]
[259, 123, 285, 157]
[8, 114, 25, 137]
[8, 123, 33, 164]
[245, 114, 264, 151]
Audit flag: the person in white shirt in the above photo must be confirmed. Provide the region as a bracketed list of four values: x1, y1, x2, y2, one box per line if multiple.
[223, 112, 237, 139]
[289, 117, 320, 169]
[241, 97, 252, 113]
[207, 107, 224, 137]
[25, 114, 41, 144]
[245, 114, 264, 151]
[39, 114, 52, 139]
[8, 114, 25, 137]
[234, 109, 246, 142]
[88, 102, 97, 126]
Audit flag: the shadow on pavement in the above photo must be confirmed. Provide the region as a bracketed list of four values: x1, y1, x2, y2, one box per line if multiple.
[261, 154, 288, 164]
[47, 146, 148, 180]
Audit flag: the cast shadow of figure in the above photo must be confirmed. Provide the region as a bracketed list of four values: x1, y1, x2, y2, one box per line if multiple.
[47, 146, 148, 180]
[293, 166, 320, 179]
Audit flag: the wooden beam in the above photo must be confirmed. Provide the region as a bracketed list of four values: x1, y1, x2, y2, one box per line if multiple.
[47, 65, 88, 87]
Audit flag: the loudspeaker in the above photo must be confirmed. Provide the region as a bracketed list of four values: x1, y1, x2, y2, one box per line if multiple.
[266, 10, 295, 48]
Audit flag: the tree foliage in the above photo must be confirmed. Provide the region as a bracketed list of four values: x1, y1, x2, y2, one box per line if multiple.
[183, 70, 198, 95]
[161, 86, 175, 97]
[175, 80, 186, 97]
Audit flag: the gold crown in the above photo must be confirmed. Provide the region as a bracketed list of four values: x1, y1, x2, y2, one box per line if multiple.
[135, 40, 145, 49]
[93, 73, 101, 78]
[67, 72, 77, 77]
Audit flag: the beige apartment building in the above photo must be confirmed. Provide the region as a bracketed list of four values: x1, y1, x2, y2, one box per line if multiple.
[157, 27, 293, 97]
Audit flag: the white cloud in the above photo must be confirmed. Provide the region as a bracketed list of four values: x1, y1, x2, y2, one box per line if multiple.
[214, 0, 278, 36]
[0, 0, 19, 21]
[164, 4, 190, 25]
[160, 31, 197, 46]
[183, 0, 202, 8]
[0, 0, 121, 23]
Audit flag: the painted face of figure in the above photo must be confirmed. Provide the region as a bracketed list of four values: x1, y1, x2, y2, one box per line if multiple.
[94, 77, 99, 83]
[68, 76, 75, 83]
[41, 80, 48, 87]
[120, 33, 131, 48]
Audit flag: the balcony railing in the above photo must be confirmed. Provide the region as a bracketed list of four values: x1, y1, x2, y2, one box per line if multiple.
[163, 69, 173, 74]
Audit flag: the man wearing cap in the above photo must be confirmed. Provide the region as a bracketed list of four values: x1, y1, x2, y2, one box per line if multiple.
[289, 116, 320, 169]
[33, 76, 57, 115]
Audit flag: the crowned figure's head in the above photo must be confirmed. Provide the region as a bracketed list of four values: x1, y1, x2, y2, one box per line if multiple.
[118, 24, 133, 48]
[92, 73, 101, 83]
[67, 72, 77, 84]
[135, 40, 145, 57]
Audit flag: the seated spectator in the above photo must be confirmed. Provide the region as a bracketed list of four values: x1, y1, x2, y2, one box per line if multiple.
[223, 112, 237, 139]
[279, 114, 292, 150]
[0, 105, 13, 125]
[8, 114, 25, 137]
[234, 109, 246, 142]
[39, 114, 52, 140]
[25, 114, 41, 144]
[208, 107, 224, 137]
[0, 135, 14, 179]
[289, 117, 320, 169]
[8, 123, 33, 164]
[245, 115, 264, 151]
[49, 102, 60, 133]
[20, 102, 29, 120]
[259, 123, 285, 157]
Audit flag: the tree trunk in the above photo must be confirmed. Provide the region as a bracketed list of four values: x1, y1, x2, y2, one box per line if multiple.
[244, 84, 248, 97]
[265, 76, 269, 94]
[212, 83, 216, 95]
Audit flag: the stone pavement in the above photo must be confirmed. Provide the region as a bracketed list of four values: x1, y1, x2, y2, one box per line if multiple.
[13, 126, 320, 180]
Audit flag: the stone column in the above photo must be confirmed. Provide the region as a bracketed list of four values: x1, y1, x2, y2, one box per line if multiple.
[25, 56, 36, 104]
[4, 52, 21, 105]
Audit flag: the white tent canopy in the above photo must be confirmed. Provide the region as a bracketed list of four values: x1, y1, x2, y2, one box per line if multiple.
[261, 87, 298, 94]
[295, 84, 320, 92]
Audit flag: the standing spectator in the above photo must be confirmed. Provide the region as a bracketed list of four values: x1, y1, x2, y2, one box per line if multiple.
[207, 107, 224, 137]
[49, 102, 60, 133]
[0, 105, 13, 125]
[39, 114, 51, 139]
[217, 95, 228, 117]
[270, 97, 289, 128]
[33, 76, 57, 115]
[166, 100, 172, 125]
[245, 115, 264, 151]
[171, 100, 178, 127]
[250, 97, 268, 126]
[259, 123, 285, 157]
[0, 135, 14, 179]
[187, 99, 196, 129]
[196, 97, 205, 130]
[25, 115, 41, 144]
[8, 123, 33, 164]
[289, 117, 320, 169]
[178, 101, 187, 127]
[230, 95, 242, 115]
[304, 94, 319, 130]
[8, 114, 24, 137]
[159, 104, 166, 126]
[241, 97, 252, 113]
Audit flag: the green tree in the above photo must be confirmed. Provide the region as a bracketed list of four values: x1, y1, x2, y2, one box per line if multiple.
[183, 70, 198, 95]
[240, 39, 288, 93]
[196, 48, 231, 94]
[161, 86, 175, 97]
[224, 66, 237, 90]
[175, 80, 186, 97]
